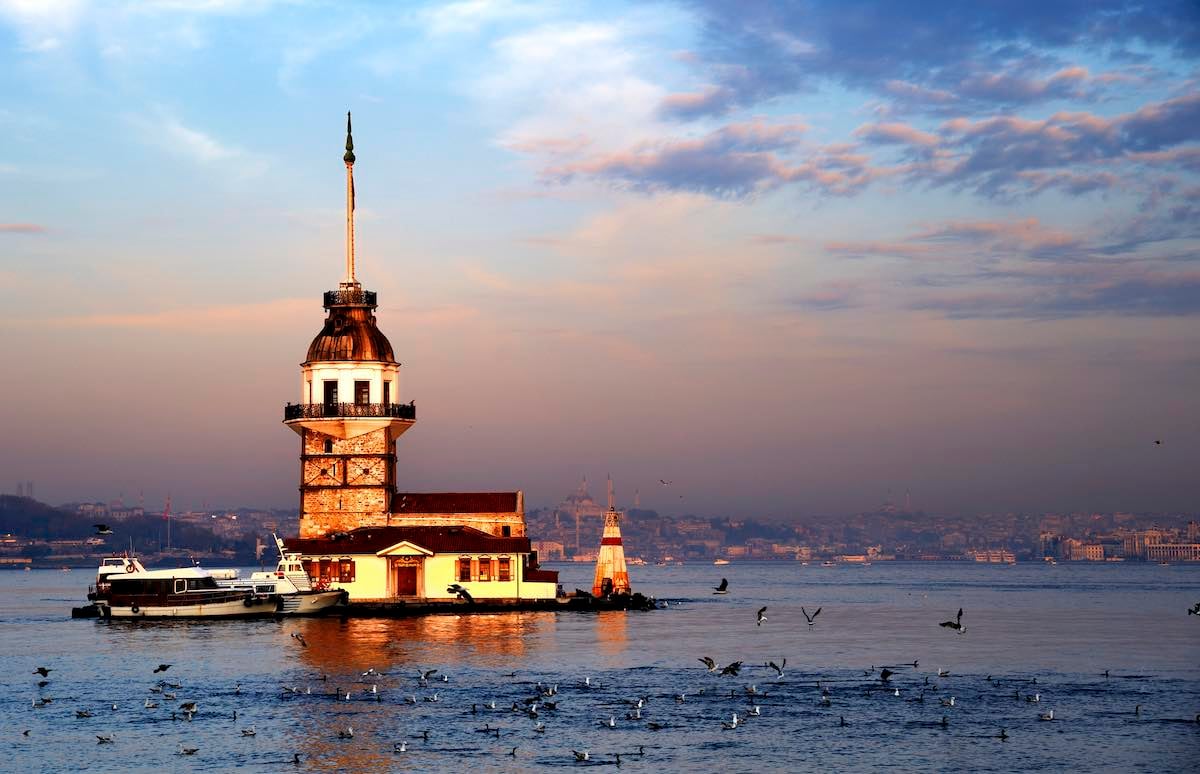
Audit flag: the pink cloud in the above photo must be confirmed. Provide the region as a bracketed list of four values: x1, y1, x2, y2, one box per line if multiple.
[0, 223, 45, 233]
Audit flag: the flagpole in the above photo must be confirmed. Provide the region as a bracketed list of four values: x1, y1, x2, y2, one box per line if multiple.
[344, 111, 357, 287]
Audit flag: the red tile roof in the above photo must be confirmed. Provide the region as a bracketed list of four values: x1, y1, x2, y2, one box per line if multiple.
[285, 525, 530, 556]
[391, 492, 519, 514]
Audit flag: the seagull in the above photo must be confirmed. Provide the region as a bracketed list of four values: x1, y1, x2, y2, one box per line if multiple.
[573, 751, 590, 761]
[1026, 693, 1040, 703]
[33, 667, 52, 677]
[941, 697, 956, 707]
[756, 607, 768, 626]
[699, 657, 719, 673]
[659, 479, 672, 486]
[1039, 710, 1054, 721]
[337, 726, 354, 739]
[179, 702, 197, 713]
[534, 722, 546, 733]
[242, 727, 256, 737]
[839, 716, 848, 727]
[721, 661, 743, 677]
[939, 608, 965, 634]
[601, 715, 616, 728]
[290, 632, 308, 648]
[421, 669, 439, 681]
[880, 669, 894, 683]
[768, 658, 786, 678]
[76, 710, 93, 718]
[997, 728, 1009, 740]
[394, 742, 407, 753]
[937, 669, 951, 677]
[1187, 602, 1199, 616]
[1153, 439, 1162, 445]
[94, 524, 113, 535]
[713, 578, 729, 595]
[144, 699, 158, 709]
[154, 664, 172, 673]
[179, 745, 199, 756]
[96, 734, 114, 744]
[801, 606, 821, 627]
[722, 712, 740, 730]
[940, 716, 949, 728]
[749, 705, 761, 716]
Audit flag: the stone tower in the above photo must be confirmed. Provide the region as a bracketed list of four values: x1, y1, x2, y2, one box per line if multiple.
[592, 475, 631, 597]
[284, 114, 416, 538]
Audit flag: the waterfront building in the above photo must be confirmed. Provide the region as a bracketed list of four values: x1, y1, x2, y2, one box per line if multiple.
[281, 116, 557, 602]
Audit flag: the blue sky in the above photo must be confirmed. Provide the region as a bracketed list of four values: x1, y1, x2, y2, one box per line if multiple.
[1, 0, 1197, 517]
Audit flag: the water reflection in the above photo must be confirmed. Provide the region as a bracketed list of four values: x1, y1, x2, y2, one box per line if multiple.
[594, 611, 629, 660]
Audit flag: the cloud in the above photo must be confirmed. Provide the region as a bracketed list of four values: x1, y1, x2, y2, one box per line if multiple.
[128, 110, 266, 176]
[0, 223, 45, 233]
[915, 273, 1200, 319]
[671, 0, 1200, 118]
[34, 298, 312, 331]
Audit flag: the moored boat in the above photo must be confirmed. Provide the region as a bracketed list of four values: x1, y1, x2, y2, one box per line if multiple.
[216, 535, 346, 615]
[93, 566, 277, 619]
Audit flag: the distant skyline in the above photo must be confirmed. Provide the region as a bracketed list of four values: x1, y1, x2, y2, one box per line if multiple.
[1, 1, 1197, 517]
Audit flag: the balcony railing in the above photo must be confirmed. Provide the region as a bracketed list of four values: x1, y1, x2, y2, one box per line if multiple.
[284, 401, 416, 421]
[323, 289, 377, 308]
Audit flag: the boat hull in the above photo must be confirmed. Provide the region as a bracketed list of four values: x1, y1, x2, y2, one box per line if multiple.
[100, 596, 277, 619]
[278, 590, 346, 615]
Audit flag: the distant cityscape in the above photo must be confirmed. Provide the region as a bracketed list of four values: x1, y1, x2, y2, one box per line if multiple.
[3, 477, 1196, 568]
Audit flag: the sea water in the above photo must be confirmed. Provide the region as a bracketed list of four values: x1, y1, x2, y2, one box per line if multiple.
[1, 562, 1197, 772]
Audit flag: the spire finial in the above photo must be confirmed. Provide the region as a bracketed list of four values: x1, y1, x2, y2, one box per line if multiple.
[344, 111, 355, 165]
[342, 111, 358, 287]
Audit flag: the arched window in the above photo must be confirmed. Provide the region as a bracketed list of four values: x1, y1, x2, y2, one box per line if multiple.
[498, 556, 511, 582]
[478, 556, 492, 582]
[458, 556, 472, 583]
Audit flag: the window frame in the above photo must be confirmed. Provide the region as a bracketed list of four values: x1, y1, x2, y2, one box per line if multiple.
[478, 556, 492, 582]
[458, 556, 472, 583]
[498, 556, 511, 582]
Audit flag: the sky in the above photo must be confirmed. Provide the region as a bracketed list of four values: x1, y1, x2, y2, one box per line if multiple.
[1, 0, 1197, 519]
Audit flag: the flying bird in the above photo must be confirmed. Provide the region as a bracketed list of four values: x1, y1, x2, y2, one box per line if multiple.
[713, 578, 729, 595]
[939, 608, 965, 634]
[659, 479, 672, 486]
[698, 657, 718, 673]
[179, 745, 199, 756]
[33, 667, 52, 677]
[573, 751, 590, 761]
[720, 661, 743, 677]
[1153, 440, 1162, 445]
[94, 524, 113, 535]
[768, 658, 786, 678]
[756, 606, 768, 626]
[154, 664, 172, 673]
[801, 606, 821, 627]
[1187, 602, 1199, 616]
[290, 632, 308, 647]
[96, 734, 114, 744]
[880, 669, 894, 683]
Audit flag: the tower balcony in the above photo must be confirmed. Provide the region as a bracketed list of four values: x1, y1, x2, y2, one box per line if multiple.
[324, 289, 377, 308]
[285, 402, 415, 421]
[284, 401, 416, 440]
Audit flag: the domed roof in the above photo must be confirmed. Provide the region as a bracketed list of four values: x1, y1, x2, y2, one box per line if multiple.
[305, 290, 396, 364]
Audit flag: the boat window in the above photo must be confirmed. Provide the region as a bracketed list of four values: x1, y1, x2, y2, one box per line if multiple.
[498, 557, 511, 582]
[458, 557, 471, 583]
[174, 579, 186, 594]
[478, 557, 491, 582]
[338, 558, 355, 583]
[256, 584, 274, 593]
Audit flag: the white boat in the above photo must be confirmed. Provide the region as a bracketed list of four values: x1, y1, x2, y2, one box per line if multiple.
[92, 564, 276, 619]
[216, 535, 346, 615]
[713, 559, 730, 566]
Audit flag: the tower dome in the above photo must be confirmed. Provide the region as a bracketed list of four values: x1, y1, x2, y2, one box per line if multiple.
[305, 290, 396, 364]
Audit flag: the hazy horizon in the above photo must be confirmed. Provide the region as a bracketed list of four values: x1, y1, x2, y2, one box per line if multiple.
[2, 1, 1197, 518]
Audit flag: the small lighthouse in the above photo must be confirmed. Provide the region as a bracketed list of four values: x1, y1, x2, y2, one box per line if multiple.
[592, 476, 631, 597]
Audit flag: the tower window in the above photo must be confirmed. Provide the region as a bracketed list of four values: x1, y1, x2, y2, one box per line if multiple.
[324, 439, 333, 453]
[502, 526, 511, 537]
[383, 381, 391, 405]
[323, 381, 338, 411]
[355, 381, 370, 405]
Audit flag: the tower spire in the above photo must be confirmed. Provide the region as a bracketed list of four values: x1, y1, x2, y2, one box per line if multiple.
[343, 111, 358, 288]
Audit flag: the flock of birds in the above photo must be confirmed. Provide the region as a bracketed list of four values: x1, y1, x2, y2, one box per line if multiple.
[18, 575, 1200, 767]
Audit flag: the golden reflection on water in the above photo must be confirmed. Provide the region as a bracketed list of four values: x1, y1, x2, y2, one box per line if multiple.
[594, 610, 629, 659]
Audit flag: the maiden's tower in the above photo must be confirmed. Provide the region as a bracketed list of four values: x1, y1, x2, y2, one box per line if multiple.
[281, 115, 558, 605]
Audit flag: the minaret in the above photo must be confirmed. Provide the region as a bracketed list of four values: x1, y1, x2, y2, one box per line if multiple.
[283, 113, 416, 539]
[592, 475, 631, 597]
